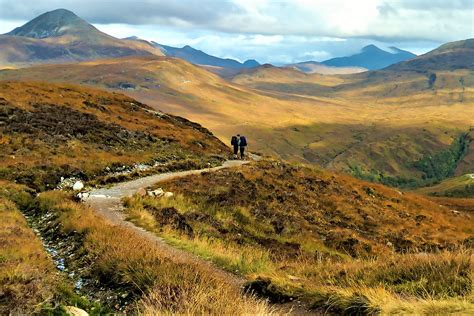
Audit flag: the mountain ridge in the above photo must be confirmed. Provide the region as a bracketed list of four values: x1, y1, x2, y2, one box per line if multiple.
[153, 41, 260, 69]
[322, 44, 416, 70]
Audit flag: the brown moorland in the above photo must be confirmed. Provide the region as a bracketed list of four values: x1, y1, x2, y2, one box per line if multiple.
[0, 81, 228, 190]
[1, 49, 473, 188]
[122, 160, 474, 313]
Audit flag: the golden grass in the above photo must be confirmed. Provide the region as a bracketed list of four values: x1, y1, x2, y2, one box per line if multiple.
[0, 196, 58, 314]
[121, 161, 473, 313]
[2, 57, 472, 184]
[36, 191, 275, 314]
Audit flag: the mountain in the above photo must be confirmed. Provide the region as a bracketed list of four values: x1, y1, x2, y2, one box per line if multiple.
[322, 45, 416, 70]
[386, 38, 474, 72]
[6, 8, 97, 38]
[286, 60, 367, 74]
[153, 42, 260, 69]
[0, 9, 163, 67]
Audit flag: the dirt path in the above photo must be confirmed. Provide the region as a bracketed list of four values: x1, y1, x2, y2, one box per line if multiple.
[82, 160, 250, 286]
[82, 159, 313, 314]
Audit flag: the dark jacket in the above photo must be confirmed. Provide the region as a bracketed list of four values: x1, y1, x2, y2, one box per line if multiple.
[239, 136, 247, 147]
[231, 136, 238, 146]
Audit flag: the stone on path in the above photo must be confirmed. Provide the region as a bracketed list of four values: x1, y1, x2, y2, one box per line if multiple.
[72, 181, 84, 191]
[164, 192, 174, 198]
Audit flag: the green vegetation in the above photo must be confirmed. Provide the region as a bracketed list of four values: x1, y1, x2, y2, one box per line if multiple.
[349, 133, 470, 188]
[121, 160, 474, 313]
[414, 133, 469, 182]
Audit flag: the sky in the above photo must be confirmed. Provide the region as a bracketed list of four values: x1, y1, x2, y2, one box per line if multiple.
[0, 0, 473, 64]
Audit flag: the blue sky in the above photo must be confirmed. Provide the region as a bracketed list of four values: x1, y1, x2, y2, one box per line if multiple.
[0, 0, 472, 64]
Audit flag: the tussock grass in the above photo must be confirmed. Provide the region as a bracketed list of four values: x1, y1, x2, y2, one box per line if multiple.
[0, 197, 58, 314]
[36, 191, 275, 314]
[121, 163, 474, 313]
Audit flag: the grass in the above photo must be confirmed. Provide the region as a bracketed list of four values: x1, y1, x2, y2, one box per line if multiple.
[121, 160, 474, 313]
[0, 181, 105, 314]
[31, 190, 274, 314]
[2, 58, 473, 187]
[0, 81, 228, 191]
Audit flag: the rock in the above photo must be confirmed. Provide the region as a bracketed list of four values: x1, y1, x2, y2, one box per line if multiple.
[64, 306, 89, 316]
[451, 210, 461, 215]
[137, 187, 147, 197]
[164, 192, 174, 198]
[72, 181, 84, 191]
[386, 241, 393, 247]
[149, 188, 164, 197]
[77, 192, 90, 200]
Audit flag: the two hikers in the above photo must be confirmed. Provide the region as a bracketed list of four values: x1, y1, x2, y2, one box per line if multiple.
[231, 134, 247, 159]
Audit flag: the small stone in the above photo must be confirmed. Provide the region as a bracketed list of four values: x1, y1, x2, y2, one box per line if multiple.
[152, 188, 164, 197]
[163, 192, 174, 198]
[137, 188, 147, 197]
[64, 306, 88, 316]
[73, 181, 84, 191]
[386, 241, 393, 247]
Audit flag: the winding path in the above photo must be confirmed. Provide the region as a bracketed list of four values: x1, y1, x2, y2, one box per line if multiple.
[82, 158, 313, 314]
[82, 160, 250, 286]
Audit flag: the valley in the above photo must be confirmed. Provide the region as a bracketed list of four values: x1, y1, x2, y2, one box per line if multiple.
[0, 6, 473, 315]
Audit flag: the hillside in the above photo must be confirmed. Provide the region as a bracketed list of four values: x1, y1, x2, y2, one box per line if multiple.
[122, 159, 474, 313]
[1, 39, 473, 188]
[322, 45, 416, 70]
[386, 38, 474, 72]
[0, 9, 163, 68]
[0, 81, 227, 190]
[154, 42, 260, 69]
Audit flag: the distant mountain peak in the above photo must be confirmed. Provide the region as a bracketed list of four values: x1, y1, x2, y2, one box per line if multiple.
[362, 44, 382, 52]
[5, 8, 97, 39]
[322, 44, 416, 70]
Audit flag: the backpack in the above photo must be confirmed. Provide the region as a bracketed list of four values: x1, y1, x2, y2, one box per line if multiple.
[231, 136, 238, 146]
[239, 136, 247, 146]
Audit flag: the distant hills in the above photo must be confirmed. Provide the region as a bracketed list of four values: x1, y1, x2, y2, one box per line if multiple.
[152, 42, 260, 69]
[386, 38, 474, 72]
[321, 44, 416, 70]
[0, 9, 163, 67]
[286, 61, 367, 74]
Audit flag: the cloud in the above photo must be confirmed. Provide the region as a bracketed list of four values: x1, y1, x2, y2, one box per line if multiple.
[0, 0, 471, 42]
[0, 0, 469, 64]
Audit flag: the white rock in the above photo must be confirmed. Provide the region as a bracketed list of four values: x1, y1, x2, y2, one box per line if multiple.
[164, 192, 174, 198]
[152, 188, 164, 197]
[64, 306, 89, 316]
[72, 181, 84, 191]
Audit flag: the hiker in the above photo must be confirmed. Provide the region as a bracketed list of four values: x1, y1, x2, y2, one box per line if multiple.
[231, 135, 239, 158]
[239, 135, 247, 159]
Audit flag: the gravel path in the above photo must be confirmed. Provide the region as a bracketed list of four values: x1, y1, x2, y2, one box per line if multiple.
[82, 160, 250, 286]
[82, 158, 314, 314]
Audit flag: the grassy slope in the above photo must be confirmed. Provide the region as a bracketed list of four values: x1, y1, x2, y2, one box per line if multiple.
[0, 181, 106, 314]
[1, 56, 473, 187]
[0, 180, 271, 314]
[122, 160, 474, 313]
[0, 81, 228, 190]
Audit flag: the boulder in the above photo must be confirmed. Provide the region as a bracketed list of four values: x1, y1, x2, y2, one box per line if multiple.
[64, 306, 89, 316]
[72, 181, 84, 191]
